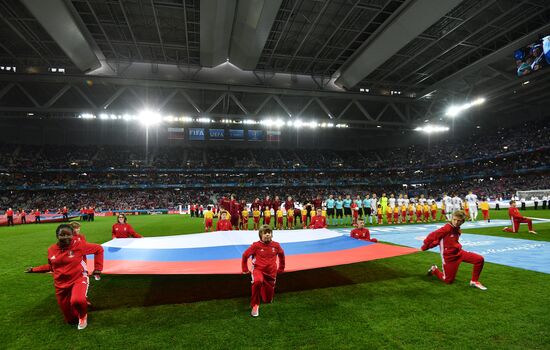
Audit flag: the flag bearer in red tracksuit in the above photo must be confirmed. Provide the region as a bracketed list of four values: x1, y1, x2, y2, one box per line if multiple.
[350, 218, 378, 242]
[310, 209, 328, 229]
[112, 214, 143, 238]
[242, 225, 285, 317]
[30, 221, 89, 272]
[502, 200, 537, 234]
[27, 224, 103, 329]
[422, 210, 487, 290]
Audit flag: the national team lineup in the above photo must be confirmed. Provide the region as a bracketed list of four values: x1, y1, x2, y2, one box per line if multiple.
[22, 188, 540, 328]
[201, 191, 501, 231]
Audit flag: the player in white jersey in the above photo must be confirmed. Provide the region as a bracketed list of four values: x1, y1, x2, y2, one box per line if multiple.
[397, 194, 404, 208]
[442, 193, 453, 221]
[419, 194, 426, 205]
[465, 191, 479, 221]
[389, 194, 396, 209]
[403, 195, 410, 207]
[370, 193, 378, 224]
[451, 193, 463, 213]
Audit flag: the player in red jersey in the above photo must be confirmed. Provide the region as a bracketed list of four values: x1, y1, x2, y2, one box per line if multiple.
[272, 196, 281, 213]
[112, 214, 143, 238]
[503, 200, 537, 234]
[251, 198, 261, 212]
[284, 196, 294, 214]
[312, 195, 323, 210]
[262, 195, 272, 213]
[422, 210, 487, 290]
[216, 211, 233, 231]
[20, 209, 26, 224]
[310, 208, 328, 229]
[350, 218, 378, 242]
[27, 224, 103, 329]
[229, 194, 241, 230]
[34, 209, 41, 224]
[350, 202, 359, 226]
[6, 208, 14, 226]
[241, 225, 285, 317]
[62, 206, 69, 221]
[219, 196, 231, 215]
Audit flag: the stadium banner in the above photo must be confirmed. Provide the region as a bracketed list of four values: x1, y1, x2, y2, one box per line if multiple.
[229, 129, 244, 141]
[247, 129, 263, 141]
[189, 128, 205, 140]
[209, 128, 225, 140]
[167, 127, 184, 140]
[266, 130, 281, 142]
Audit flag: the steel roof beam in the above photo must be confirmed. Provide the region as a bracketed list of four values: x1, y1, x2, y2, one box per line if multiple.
[21, 0, 102, 72]
[229, 0, 283, 70]
[200, 0, 237, 67]
[334, 0, 464, 89]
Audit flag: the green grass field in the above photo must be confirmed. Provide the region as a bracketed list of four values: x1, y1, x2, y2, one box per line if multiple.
[1, 210, 549, 349]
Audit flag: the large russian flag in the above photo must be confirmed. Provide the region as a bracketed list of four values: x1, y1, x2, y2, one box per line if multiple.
[90, 229, 417, 274]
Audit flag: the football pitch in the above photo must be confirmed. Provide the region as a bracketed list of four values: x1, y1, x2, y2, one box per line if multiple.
[1, 210, 549, 349]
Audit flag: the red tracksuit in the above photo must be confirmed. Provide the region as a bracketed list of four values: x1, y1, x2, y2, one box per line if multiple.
[503, 207, 533, 233]
[33, 234, 88, 271]
[229, 200, 241, 228]
[242, 240, 285, 307]
[216, 219, 233, 231]
[312, 199, 322, 210]
[309, 215, 327, 229]
[350, 228, 378, 242]
[112, 223, 143, 238]
[422, 223, 484, 284]
[36, 240, 103, 323]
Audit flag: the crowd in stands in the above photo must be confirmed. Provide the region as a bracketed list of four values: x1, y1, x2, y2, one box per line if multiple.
[1, 173, 548, 212]
[1, 120, 547, 171]
[0, 119, 547, 211]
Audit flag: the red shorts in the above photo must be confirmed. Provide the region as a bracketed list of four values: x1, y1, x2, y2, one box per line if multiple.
[277, 217, 283, 224]
[205, 218, 213, 228]
[230, 215, 239, 227]
[264, 217, 271, 224]
[253, 217, 260, 223]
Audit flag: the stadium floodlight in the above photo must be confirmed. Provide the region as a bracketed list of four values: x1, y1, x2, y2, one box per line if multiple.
[275, 119, 285, 128]
[138, 109, 161, 126]
[79, 113, 95, 119]
[162, 115, 175, 122]
[445, 97, 485, 117]
[414, 125, 449, 133]
[197, 117, 211, 123]
[308, 121, 318, 128]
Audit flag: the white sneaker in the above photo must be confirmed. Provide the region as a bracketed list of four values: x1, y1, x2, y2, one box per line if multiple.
[470, 281, 487, 291]
[77, 314, 88, 330]
[251, 304, 259, 317]
[427, 265, 437, 276]
[529, 230, 538, 234]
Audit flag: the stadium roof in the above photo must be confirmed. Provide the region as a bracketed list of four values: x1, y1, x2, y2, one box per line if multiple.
[0, 0, 549, 129]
